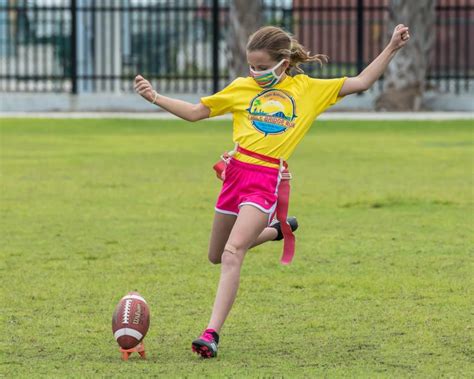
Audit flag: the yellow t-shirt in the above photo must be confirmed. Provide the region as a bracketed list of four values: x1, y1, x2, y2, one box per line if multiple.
[201, 74, 346, 167]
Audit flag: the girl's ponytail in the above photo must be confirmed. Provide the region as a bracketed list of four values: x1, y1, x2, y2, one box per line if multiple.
[288, 38, 328, 74]
[247, 26, 328, 74]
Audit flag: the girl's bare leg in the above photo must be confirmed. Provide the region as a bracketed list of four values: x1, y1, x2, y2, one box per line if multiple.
[207, 212, 237, 264]
[250, 226, 278, 248]
[208, 212, 277, 264]
[207, 205, 268, 332]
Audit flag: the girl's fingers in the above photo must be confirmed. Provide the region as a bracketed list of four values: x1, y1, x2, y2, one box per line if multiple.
[134, 75, 154, 98]
[137, 88, 151, 96]
[396, 28, 409, 37]
[394, 26, 409, 41]
[135, 83, 151, 92]
[134, 79, 148, 87]
[134, 78, 151, 88]
[390, 25, 410, 49]
[136, 87, 150, 96]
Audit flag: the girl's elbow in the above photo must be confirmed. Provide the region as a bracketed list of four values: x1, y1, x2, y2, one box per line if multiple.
[342, 77, 370, 96]
[186, 113, 202, 122]
[188, 105, 209, 122]
[355, 86, 369, 95]
[181, 111, 199, 122]
[356, 77, 371, 92]
[361, 82, 371, 92]
[184, 114, 204, 122]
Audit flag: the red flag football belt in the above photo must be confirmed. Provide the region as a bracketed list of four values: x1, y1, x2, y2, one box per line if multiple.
[213, 146, 295, 265]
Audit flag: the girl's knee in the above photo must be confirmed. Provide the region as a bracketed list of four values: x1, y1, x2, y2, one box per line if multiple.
[221, 244, 244, 269]
[208, 245, 224, 264]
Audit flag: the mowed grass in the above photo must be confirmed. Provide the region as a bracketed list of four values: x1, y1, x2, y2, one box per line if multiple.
[0, 118, 473, 378]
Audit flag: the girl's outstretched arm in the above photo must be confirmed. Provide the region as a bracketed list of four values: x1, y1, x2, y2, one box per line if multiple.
[339, 24, 410, 97]
[134, 75, 210, 121]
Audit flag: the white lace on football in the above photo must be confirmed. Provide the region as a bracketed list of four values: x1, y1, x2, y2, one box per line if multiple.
[122, 299, 132, 324]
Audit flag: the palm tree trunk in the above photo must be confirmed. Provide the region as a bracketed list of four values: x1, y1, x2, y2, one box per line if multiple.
[228, 0, 263, 78]
[375, 0, 436, 111]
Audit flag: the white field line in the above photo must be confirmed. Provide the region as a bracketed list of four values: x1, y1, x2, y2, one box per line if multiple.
[0, 111, 473, 121]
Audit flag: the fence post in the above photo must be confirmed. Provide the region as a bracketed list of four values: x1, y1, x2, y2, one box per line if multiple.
[212, 0, 219, 93]
[71, 0, 78, 94]
[356, 0, 364, 75]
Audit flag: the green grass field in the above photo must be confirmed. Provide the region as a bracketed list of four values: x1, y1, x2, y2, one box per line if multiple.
[1, 118, 473, 378]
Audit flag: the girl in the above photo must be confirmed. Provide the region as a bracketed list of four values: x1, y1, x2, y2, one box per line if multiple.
[135, 24, 410, 358]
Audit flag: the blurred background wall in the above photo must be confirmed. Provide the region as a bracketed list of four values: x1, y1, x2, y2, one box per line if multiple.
[0, 0, 472, 112]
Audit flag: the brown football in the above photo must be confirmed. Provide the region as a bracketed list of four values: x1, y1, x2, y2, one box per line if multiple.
[112, 292, 150, 349]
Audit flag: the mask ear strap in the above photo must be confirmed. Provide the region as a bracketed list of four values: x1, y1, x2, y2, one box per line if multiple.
[273, 59, 287, 80]
[273, 59, 287, 71]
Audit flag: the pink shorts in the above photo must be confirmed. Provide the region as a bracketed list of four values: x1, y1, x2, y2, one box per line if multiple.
[215, 158, 280, 220]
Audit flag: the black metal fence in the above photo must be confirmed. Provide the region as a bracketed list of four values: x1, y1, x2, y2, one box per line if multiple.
[0, 0, 472, 94]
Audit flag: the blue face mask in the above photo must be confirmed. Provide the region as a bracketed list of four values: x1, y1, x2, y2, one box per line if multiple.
[249, 59, 286, 88]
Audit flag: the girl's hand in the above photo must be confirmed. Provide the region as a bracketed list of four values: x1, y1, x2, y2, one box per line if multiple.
[388, 24, 410, 52]
[134, 75, 156, 103]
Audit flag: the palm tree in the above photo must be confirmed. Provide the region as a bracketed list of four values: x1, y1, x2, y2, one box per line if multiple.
[375, 0, 436, 111]
[227, 0, 263, 78]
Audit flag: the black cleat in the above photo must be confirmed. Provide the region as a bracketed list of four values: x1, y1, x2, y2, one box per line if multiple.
[270, 217, 299, 241]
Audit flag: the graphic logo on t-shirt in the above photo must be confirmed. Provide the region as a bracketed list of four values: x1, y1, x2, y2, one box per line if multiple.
[247, 89, 297, 136]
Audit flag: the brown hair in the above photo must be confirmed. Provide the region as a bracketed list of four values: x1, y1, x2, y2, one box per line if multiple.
[247, 26, 328, 74]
